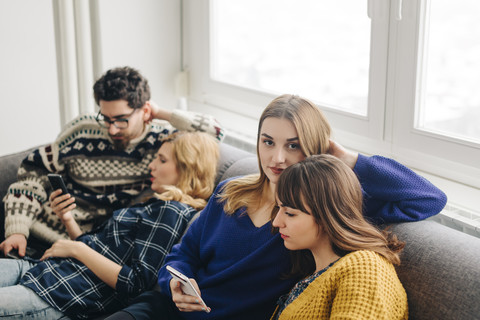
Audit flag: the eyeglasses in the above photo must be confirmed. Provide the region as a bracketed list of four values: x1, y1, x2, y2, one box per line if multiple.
[95, 109, 138, 129]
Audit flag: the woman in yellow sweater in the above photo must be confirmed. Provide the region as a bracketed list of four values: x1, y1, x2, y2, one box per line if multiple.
[271, 154, 408, 320]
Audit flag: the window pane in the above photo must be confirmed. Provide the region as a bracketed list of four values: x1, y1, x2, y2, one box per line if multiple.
[420, 0, 480, 144]
[211, 0, 370, 115]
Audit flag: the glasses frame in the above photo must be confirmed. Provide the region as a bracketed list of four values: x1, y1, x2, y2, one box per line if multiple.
[95, 108, 138, 129]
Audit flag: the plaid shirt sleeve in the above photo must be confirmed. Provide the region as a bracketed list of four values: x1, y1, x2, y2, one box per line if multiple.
[115, 200, 196, 299]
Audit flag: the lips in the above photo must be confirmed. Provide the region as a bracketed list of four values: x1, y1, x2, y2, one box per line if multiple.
[280, 233, 289, 239]
[270, 167, 284, 175]
[150, 177, 155, 183]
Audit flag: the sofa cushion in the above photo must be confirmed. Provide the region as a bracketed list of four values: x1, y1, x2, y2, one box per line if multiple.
[392, 220, 480, 319]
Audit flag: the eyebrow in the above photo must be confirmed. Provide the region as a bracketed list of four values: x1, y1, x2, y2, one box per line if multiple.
[101, 114, 129, 120]
[261, 133, 299, 142]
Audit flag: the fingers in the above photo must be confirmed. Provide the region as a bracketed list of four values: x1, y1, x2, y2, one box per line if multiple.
[0, 240, 9, 256]
[50, 193, 76, 215]
[1, 234, 27, 257]
[171, 280, 207, 312]
[17, 241, 26, 257]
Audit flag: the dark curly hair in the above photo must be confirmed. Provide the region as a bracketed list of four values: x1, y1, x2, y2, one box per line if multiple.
[93, 66, 151, 109]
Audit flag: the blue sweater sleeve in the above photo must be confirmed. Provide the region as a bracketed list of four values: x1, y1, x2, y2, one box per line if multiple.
[354, 154, 447, 224]
[157, 182, 226, 295]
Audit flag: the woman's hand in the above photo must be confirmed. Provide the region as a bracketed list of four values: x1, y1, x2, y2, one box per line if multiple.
[41, 239, 83, 260]
[327, 140, 359, 169]
[50, 189, 76, 222]
[170, 278, 210, 313]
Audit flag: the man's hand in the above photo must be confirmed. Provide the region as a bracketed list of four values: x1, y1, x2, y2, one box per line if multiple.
[0, 233, 27, 257]
[147, 100, 172, 122]
[327, 139, 359, 169]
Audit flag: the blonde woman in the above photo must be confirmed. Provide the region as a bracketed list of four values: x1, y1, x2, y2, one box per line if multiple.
[272, 154, 408, 319]
[113, 94, 445, 320]
[0, 132, 219, 319]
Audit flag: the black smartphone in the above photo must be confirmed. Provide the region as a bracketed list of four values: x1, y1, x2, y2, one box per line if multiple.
[47, 173, 69, 195]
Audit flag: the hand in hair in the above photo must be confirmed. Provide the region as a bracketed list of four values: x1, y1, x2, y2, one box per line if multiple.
[148, 100, 172, 122]
[327, 140, 359, 169]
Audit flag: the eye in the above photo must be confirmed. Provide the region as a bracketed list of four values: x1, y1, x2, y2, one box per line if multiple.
[262, 139, 274, 147]
[284, 211, 295, 217]
[287, 143, 300, 150]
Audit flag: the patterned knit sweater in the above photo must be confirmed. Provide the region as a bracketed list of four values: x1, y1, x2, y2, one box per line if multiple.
[271, 250, 409, 320]
[3, 109, 224, 243]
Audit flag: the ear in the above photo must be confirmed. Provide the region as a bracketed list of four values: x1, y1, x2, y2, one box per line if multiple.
[141, 101, 152, 122]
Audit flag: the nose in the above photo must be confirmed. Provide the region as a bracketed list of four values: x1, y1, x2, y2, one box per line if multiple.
[148, 160, 155, 171]
[272, 147, 286, 164]
[108, 124, 120, 136]
[272, 208, 284, 228]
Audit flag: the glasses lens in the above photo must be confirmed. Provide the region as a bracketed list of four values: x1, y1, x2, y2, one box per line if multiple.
[114, 120, 129, 129]
[96, 117, 109, 128]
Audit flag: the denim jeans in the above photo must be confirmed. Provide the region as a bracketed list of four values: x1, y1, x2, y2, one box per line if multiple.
[0, 258, 69, 319]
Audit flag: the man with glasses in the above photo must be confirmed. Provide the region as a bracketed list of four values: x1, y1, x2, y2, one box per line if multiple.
[1, 66, 225, 258]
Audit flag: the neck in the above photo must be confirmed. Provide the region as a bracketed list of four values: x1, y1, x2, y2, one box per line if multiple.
[311, 240, 341, 272]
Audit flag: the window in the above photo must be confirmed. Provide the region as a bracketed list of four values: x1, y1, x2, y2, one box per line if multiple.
[211, 0, 371, 116]
[419, 0, 480, 144]
[184, 0, 480, 193]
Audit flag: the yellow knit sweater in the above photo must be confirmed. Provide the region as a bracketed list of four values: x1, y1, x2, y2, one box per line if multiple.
[272, 250, 408, 320]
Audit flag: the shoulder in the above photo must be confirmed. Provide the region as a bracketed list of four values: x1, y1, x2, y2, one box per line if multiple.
[116, 199, 196, 224]
[331, 251, 397, 285]
[341, 250, 389, 265]
[54, 113, 108, 148]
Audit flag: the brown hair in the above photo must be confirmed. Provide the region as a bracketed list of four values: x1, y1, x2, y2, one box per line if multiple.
[277, 154, 404, 277]
[155, 132, 219, 210]
[219, 94, 331, 213]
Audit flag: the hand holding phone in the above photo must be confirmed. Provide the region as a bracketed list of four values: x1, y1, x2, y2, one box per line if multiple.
[47, 173, 76, 222]
[166, 265, 210, 313]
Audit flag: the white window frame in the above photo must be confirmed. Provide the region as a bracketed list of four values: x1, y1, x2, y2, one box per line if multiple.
[183, 0, 480, 210]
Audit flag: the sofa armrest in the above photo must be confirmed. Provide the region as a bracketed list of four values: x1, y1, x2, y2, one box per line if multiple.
[0, 147, 39, 242]
[391, 220, 480, 320]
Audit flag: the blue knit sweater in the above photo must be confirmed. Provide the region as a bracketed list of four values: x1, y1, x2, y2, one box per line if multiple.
[157, 154, 447, 320]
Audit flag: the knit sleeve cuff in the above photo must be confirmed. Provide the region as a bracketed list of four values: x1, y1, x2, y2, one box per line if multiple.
[170, 110, 225, 142]
[4, 216, 31, 239]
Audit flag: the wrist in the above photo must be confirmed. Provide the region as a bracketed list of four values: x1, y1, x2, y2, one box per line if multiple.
[72, 242, 87, 260]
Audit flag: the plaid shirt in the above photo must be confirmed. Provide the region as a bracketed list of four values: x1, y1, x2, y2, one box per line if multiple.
[20, 199, 196, 319]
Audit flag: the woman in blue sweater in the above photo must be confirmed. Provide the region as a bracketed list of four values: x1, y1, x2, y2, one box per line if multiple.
[0, 132, 219, 319]
[109, 94, 447, 320]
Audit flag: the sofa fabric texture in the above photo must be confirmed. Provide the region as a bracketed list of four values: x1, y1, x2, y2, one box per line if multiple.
[1, 143, 480, 320]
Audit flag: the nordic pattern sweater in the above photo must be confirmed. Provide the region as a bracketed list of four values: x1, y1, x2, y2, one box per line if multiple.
[3, 109, 224, 242]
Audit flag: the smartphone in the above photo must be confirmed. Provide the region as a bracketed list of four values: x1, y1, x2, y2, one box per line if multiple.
[166, 265, 210, 312]
[47, 173, 69, 195]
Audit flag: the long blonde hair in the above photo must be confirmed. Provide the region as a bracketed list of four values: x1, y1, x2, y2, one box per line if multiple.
[156, 132, 219, 210]
[219, 94, 331, 214]
[277, 154, 404, 277]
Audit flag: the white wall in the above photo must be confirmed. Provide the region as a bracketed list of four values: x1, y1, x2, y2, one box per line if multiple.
[0, 0, 181, 157]
[0, 0, 60, 156]
[98, 0, 181, 110]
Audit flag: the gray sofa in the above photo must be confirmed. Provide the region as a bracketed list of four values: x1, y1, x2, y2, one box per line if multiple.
[1, 143, 479, 319]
